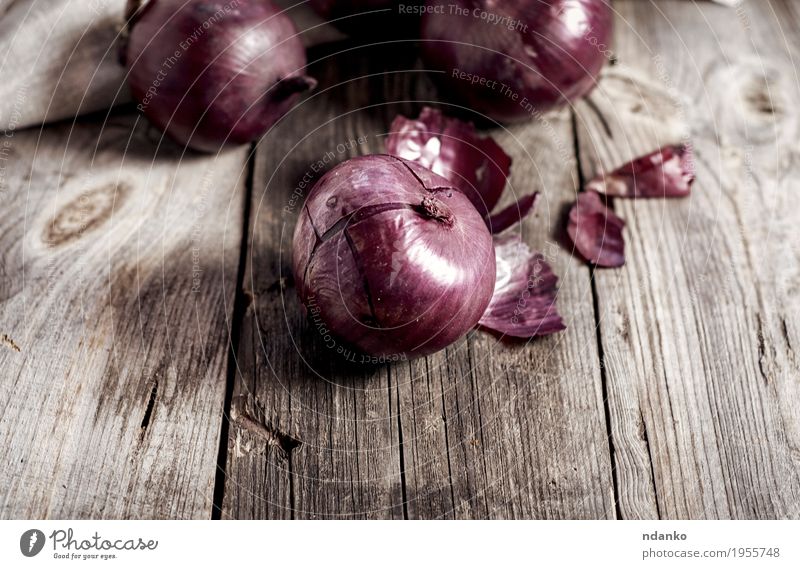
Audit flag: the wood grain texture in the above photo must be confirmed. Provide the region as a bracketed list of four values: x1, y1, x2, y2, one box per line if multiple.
[0, 0, 130, 131]
[395, 115, 615, 519]
[221, 41, 615, 519]
[573, 0, 800, 519]
[2, 0, 799, 521]
[220, 44, 410, 519]
[0, 113, 247, 518]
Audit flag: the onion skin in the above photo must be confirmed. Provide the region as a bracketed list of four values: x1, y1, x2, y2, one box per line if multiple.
[293, 155, 496, 359]
[567, 190, 625, 268]
[486, 191, 539, 235]
[586, 144, 695, 198]
[125, 0, 315, 152]
[386, 107, 541, 234]
[479, 234, 565, 337]
[420, 0, 613, 122]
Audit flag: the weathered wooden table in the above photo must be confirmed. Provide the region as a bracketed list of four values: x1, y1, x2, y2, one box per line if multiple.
[1, 0, 799, 519]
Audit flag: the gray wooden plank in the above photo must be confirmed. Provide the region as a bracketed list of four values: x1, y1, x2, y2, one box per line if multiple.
[396, 114, 615, 519]
[0, 113, 247, 518]
[221, 44, 411, 519]
[574, 0, 800, 519]
[222, 41, 615, 519]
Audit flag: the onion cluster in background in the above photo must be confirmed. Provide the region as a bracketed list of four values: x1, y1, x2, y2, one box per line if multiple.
[121, 0, 696, 359]
[123, 0, 615, 151]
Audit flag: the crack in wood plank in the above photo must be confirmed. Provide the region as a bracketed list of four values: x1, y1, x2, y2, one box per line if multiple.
[0, 114, 248, 519]
[139, 380, 158, 437]
[231, 403, 301, 461]
[571, 108, 622, 520]
[572, 0, 800, 519]
[1, 333, 20, 352]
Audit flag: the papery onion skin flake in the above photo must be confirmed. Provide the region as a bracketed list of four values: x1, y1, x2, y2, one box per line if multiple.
[567, 190, 625, 268]
[386, 106, 512, 216]
[479, 235, 565, 337]
[486, 192, 540, 234]
[420, 0, 613, 122]
[586, 144, 695, 198]
[387, 107, 545, 235]
[292, 154, 496, 359]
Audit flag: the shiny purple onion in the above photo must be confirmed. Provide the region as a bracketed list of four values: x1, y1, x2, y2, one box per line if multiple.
[124, 0, 316, 152]
[420, 0, 613, 122]
[586, 144, 695, 198]
[292, 154, 496, 358]
[567, 190, 625, 268]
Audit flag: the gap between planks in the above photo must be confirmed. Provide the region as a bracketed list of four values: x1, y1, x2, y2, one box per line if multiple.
[570, 110, 624, 521]
[212, 145, 258, 519]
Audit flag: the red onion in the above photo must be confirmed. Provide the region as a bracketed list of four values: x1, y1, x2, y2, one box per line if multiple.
[292, 154, 496, 358]
[586, 144, 695, 198]
[124, 0, 316, 152]
[420, 0, 613, 122]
